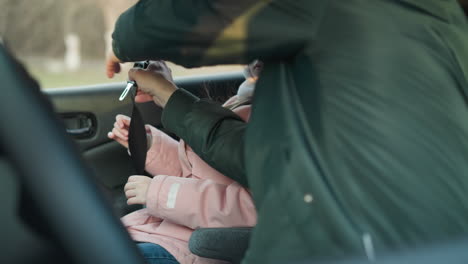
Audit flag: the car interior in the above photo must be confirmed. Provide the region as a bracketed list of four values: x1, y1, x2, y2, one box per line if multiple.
[2, 39, 468, 263]
[0, 43, 253, 264]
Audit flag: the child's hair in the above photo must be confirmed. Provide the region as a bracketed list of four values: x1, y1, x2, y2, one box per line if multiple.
[200, 81, 238, 104]
[201, 60, 262, 111]
[223, 60, 262, 110]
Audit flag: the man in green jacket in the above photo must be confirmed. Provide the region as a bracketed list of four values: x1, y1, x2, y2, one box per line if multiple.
[108, 0, 468, 263]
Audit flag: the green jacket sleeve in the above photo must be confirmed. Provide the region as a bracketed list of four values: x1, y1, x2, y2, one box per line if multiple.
[111, 0, 329, 186]
[162, 89, 249, 187]
[112, 0, 323, 67]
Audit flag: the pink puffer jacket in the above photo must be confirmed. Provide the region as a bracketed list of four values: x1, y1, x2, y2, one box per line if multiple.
[121, 103, 256, 264]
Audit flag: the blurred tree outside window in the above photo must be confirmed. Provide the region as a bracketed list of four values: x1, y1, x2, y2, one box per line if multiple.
[0, 0, 242, 89]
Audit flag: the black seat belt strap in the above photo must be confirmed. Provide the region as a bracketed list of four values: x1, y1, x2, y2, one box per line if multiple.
[128, 90, 147, 175]
[126, 61, 149, 175]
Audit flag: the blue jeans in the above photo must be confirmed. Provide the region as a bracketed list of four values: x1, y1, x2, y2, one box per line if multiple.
[137, 243, 179, 264]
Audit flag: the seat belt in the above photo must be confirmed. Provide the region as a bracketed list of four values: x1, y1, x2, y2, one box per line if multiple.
[120, 61, 149, 175]
[128, 90, 147, 175]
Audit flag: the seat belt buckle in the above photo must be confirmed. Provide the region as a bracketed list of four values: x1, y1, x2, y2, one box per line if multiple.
[118, 60, 150, 101]
[119, 81, 136, 101]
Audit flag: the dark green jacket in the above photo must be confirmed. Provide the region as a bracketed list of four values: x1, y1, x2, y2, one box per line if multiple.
[113, 0, 468, 262]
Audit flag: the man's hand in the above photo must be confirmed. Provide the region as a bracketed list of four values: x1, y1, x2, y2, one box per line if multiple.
[106, 50, 122, 78]
[124, 175, 152, 205]
[128, 61, 178, 106]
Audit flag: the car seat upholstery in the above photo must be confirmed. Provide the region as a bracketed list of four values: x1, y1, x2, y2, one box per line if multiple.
[189, 227, 252, 264]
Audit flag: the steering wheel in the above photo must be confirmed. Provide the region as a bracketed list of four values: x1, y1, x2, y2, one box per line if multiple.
[0, 45, 145, 264]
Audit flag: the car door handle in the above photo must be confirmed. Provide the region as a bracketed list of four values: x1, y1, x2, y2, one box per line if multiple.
[67, 126, 92, 135]
[60, 112, 96, 139]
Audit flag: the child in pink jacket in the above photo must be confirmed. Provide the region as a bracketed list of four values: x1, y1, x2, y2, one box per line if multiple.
[108, 61, 262, 264]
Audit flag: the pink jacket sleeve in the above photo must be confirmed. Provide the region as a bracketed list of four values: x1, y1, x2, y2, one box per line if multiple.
[144, 126, 183, 177]
[145, 175, 257, 229]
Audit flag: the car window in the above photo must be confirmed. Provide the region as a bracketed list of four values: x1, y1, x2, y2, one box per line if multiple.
[0, 0, 242, 89]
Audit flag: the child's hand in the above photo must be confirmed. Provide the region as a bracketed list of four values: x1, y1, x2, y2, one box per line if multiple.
[124, 175, 152, 205]
[108, 114, 154, 150]
[108, 114, 131, 148]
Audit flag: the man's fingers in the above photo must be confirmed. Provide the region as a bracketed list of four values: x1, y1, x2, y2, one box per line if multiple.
[135, 93, 154, 103]
[106, 51, 122, 78]
[106, 64, 114, 78]
[147, 61, 163, 71]
[128, 68, 145, 81]
[106, 61, 121, 78]
[159, 61, 172, 73]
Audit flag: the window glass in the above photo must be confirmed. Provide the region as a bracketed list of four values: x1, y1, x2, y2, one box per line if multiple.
[0, 0, 242, 89]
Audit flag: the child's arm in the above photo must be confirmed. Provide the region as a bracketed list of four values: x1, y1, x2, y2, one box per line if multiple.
[144, 175, 257, 229]
[144, 125, 183, 177]
[108, 114, 183, 177]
